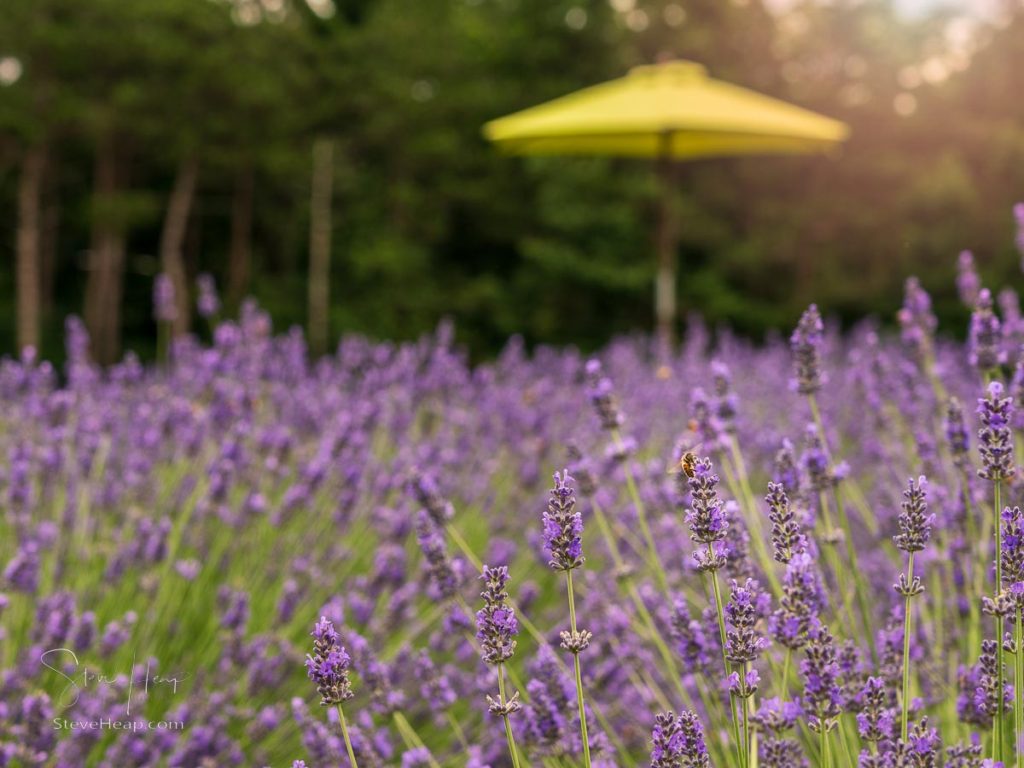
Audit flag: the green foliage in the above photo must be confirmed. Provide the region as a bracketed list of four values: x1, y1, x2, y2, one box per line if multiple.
[0, 0, 1023, 362]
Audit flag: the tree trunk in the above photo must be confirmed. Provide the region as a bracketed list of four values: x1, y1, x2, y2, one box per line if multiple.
[308, 138, 334, 356]
[226, 164, 254, 314]
[16, 144, 45, 353]
[158, 154, 199, 337]
[83, 137, 126, 365]
[40, 169, 60, 317]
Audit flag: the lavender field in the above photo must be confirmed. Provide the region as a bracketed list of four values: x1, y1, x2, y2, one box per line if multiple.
[5, 244, 1024, 768]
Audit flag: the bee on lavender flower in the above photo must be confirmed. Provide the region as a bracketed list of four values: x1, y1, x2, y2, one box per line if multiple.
[667, 443, 704, 479]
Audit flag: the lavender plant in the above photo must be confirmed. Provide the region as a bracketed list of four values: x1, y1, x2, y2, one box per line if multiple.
[979, 380, 1016, 761]
[542, 470, 593, 767]
[306, 616, 359, 767]
[476, 565, 523, 768]
[893, 476, 932, 741]
[650, 710, 710, 768]
[7, 214, 1024, 765]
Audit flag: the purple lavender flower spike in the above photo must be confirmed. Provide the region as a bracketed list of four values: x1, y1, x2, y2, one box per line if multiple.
[1000, 290, 1024, 368]
[898, 276, 937, 362]
[689, 387, 724, 454]
[791, 304, 825, 395]
[958, 250, 981, 307]
[724, 579, 768, 690]
[584, 359, 624, 431]
[753, 699, 806, 768]
[476, 564, 522, 763]
[710, 360, 738, 436]
[409, 469, 455, 526]
[566, 441, 598, 498]
[197, 273, 220, 318]
[975, 639, 1010, 720]
[415, 651, 457, 714]
[1015, 203, 1024, 265]
[765, 481, 804, 563]
[801, 622, 842, 733]
[153, 272, 178, 323]
[671, 599, 714, 669]
[894, 476, 932, 556]
[946, 397, 971, 472]
[682, 456, 728, 572]
[856, 677, 894, 746]
[3, 540, 40, 593]
[946, 742, 985, 768]
[650, 710, 710, 768]
[650, 711, 684, 768]
[771, 551, 824, 651]
[401, 747, 433, 767]
[1012, 360, 1024, 431]
[306, 616, 354, 706]
[415, 511, 459, 601]
[361, 653, 405, 716]
[801, 424, 832, 494]
[958, 659, 994, 729]
[1001, 506, 1024, 598]
[773, 440, 806, 517]
[543, 470, 584, 572]
[978, 382, 1015, 482]
[476, 565, 519, 667]
[886, 718, 939, 765]
[969, 288, 1005, 373]
[524, 676, 570, 756]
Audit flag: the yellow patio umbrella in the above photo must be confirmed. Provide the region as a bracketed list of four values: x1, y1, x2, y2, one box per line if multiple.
[483, 59, 849, 344]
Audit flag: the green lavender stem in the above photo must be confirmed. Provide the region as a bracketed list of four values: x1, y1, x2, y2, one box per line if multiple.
[900, 552, 915, 742]
[997, 480, 1006, 764]
[1016, 609, 1023, 768]
[591, 498, 703, 713]
[749, 695, 759, 768]
[336, 703, 359, 768]
[740, 661, 751, 766]
[780, 649, 791, 700]
[447, 711, 470, 751]
[612, 428, 670, 595]
[809, 394, 875, 654]
[448, 523, 561, 652]
[722, 440, 782, 598]
[838, 717, 859, 768]
[817, 490, 858, 639]
[449, 545, 632, 764]
[565, 570, 592, 768]
[708, 543, 746, 768]
[964, 469, 984, 659]
[392, 711, 441, 768]
[820, 723, 831, 768]
[498, 662, 523, 768]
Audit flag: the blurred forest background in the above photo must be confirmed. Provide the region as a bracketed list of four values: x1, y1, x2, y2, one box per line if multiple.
[1, 0, 1023, 363]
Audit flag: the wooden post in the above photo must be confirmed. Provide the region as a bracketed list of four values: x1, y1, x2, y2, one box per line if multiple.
[654, 132, 678, 352]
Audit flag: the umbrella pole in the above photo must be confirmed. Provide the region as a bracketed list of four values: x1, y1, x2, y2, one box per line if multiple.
[655, 132, 678, 354]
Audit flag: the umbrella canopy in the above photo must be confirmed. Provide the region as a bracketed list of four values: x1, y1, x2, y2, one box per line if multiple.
[484, 60, 849, 159]
[483, 60, 849, 346]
